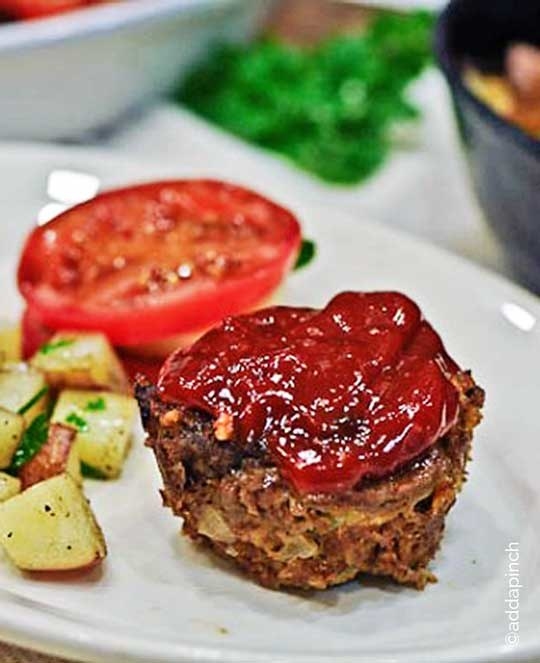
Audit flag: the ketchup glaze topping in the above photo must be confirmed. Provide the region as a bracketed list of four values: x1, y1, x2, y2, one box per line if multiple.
[158, 292, 461, 494]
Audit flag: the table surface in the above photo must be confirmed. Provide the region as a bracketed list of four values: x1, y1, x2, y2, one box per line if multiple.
[267, 0, 374, 44]
[0, 1, 520, 661]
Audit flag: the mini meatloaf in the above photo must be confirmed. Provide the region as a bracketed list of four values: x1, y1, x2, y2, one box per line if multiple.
[137, 292, 484, 590]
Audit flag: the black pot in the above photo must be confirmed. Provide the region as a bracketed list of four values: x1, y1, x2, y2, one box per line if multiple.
[435, 0, 540, 293]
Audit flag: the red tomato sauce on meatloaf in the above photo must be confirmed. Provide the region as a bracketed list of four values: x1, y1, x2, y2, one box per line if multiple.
[158, 292, 460, 494]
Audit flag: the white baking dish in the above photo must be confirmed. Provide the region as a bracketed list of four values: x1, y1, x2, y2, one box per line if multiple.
[0, 0, 273, 140]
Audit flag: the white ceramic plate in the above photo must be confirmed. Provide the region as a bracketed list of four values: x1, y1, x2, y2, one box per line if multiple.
[0, 143, 539, 663]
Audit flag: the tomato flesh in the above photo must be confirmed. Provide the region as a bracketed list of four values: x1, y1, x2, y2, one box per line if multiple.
[18, 180, 302, 348]
[21, 307, 53, 359]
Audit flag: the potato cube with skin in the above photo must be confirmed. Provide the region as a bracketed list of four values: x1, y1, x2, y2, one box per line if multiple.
[52, 390, 137, 479]
[19, 423, 81, 490]
[0, 324, 21, 363]
[0, 408, 24, 469]
[0, 474, 106, 572]
[0, 473, 21, 502]
[30, 333, 129, 394]
[0, 364, 47, 424]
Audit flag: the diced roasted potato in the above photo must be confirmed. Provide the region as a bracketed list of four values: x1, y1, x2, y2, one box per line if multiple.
[0, 323, 21, 363]
[52, 390, 137, 479]
[30, 332, 129, 393]
[0, 408, 25, 469]
[19, 423, 81, 490]
[0, 474, 107, 572]
[0, 472, 21, 502]
[0, 364, 48, 424]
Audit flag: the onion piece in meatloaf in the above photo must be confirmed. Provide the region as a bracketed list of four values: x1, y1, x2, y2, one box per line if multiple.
[136, 293, 485, 590]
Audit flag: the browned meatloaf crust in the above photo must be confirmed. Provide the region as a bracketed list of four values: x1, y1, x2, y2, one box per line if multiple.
[136, 371, 484, 591]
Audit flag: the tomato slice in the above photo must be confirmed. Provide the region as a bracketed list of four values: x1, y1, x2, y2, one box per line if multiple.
[18, 180, 302, 349]
[0, 0, 93, 19]
[21, 307, 53, 359]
